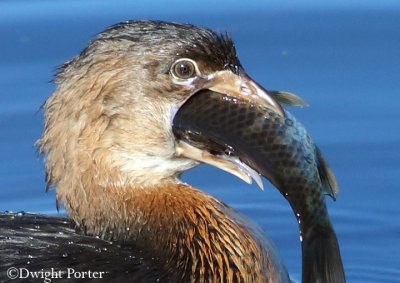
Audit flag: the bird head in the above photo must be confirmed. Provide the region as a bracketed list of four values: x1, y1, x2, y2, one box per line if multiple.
[38, 20, 290, 204]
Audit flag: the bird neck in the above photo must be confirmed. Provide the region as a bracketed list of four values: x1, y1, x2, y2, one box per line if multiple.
[64, 182, 273, 282]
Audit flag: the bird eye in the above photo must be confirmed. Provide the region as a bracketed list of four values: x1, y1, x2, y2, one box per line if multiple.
[171, 59, 197, 80]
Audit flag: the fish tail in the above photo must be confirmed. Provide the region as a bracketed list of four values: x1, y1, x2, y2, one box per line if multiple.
[301, 223, 345, 283]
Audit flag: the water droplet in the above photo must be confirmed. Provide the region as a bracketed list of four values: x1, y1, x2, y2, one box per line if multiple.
[285, 119, 293, 126]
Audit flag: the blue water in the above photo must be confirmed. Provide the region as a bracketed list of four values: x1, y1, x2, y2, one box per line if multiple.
[1, 1, 400, 282]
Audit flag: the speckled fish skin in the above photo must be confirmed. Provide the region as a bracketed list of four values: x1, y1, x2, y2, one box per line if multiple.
[172, 90, 345, 283]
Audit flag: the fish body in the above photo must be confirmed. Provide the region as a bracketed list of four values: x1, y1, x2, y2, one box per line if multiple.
[173, 90, 345, 283]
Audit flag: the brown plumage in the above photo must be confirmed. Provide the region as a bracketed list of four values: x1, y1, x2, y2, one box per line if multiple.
[34, 20, 291, 282]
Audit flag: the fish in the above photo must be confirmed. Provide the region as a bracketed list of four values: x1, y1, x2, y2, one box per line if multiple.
[172, 89, 345, 283]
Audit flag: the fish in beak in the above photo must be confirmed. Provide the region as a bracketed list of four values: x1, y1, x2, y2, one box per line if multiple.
[172, 73, 345, 283]
[173, 68, 308, 189]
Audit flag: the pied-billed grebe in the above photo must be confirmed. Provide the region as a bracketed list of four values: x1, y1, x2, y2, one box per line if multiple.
[0, 20, 344, 283]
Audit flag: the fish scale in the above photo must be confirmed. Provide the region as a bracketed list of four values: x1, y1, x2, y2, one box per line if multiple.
[180, 92, 325, 227]
[173, 90, 345, 283]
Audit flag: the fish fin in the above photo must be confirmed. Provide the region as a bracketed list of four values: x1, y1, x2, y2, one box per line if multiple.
[302, 223, 346, 283]
[316, 147, 339, 200]
[268, 91, 309, 107]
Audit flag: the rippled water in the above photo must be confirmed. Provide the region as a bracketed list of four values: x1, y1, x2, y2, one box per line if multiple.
[1, 1, 399, 282]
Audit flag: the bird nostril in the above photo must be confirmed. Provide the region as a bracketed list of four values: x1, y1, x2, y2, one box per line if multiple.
[240, 84, 252, 95]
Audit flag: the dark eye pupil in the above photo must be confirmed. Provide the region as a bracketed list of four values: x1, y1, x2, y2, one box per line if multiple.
[179, 64, 190, 75]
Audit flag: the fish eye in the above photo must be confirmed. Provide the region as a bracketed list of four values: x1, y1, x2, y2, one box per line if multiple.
[171, 58, 198, 80]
